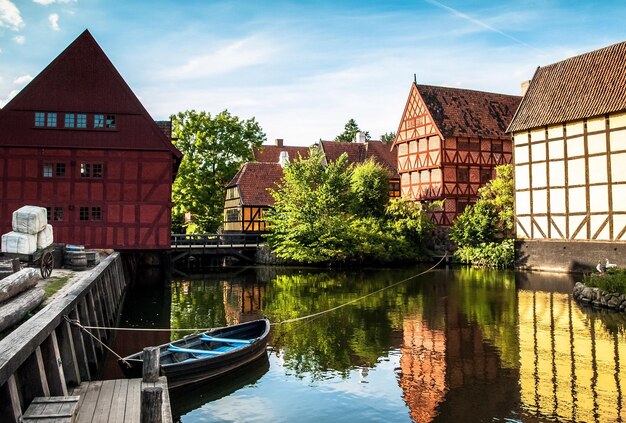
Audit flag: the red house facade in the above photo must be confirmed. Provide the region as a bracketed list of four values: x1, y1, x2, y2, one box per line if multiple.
[393, 83, 520, 225]
[0, 30, 182, 250]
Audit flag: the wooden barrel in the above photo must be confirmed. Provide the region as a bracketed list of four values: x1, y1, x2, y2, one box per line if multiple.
[85, 251, 97, 267]
[64, 249, 87, 271]
[53, 243, 64, 269]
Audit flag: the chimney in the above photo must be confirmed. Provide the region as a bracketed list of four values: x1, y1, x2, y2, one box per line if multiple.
[279, 151, 289, 167]
[521, 80, 531, 96]
[275, 138, 284, 147]
[355, 131, 366, 143]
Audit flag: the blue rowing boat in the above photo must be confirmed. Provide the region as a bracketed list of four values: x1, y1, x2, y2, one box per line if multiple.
[119, 318, 270, 388]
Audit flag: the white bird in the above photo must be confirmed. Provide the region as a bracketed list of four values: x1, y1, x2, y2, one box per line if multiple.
[597, 261, 606, 273]
[606, 258, 617, 269]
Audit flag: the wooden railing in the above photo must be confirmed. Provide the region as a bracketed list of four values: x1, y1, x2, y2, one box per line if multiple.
[0, 253, 127, 422]
[171, 233, 262, 249]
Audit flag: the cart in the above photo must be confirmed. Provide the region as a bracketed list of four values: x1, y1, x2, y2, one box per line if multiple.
[1, 244, 55, 279]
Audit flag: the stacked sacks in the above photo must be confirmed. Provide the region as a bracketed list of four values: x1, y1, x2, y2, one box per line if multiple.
[1, 206, 53, 255]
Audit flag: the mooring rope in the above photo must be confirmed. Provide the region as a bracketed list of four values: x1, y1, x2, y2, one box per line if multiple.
[66, 254, 446, 333]
[271, 254, 446, 326]
[63, 315, 129, 365]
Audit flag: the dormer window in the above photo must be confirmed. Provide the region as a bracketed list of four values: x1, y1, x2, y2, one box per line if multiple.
[94, 114, 104, 128]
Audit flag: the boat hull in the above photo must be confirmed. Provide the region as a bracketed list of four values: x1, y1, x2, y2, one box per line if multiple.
[119, 318, 270, 389]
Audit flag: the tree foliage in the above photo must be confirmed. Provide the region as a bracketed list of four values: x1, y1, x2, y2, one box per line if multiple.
[264, 153, 436, 264]
[171, 110, 265, 233]
[450, 164, 514, 267]
[380, 132, 396, 143]
[334, 118, 370, 143]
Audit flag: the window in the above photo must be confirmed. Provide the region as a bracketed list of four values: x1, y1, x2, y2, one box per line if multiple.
[64, 113, 75, 128]
[226, 187, 238, 199]
[80, 206, 101, 221]
[106, 115, 116, 129]
[79, 207, 90, 221]
[43, 164, 53, 178]
[492, 142, 503, 153]
[46, 207, 64, 222]
[457, 200, 472, 212]
[55, 163, 66, 177]
[226, 209, 240, 222]
[81, 163, 103, 178]
[94, 114, 104, 128]
[457, 167, 469, 183]
[46, 113, 57, 127]
[480, 169, 492, 184]
[35, 112, 45, 127]
[77, 114, 87, 128]
[91, 207, 101, 221]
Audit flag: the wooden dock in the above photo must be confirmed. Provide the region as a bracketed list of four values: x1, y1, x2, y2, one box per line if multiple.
[71, 377, 172, 423]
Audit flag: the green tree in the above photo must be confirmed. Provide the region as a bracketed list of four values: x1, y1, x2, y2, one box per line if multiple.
[264, 151, 354, 263]
[450, 164, 515, 267]
[334, 118, 370, 142]
[380, 132, 396, 143]
[171, 110, 265, 233]
[350, 159, 389, 218]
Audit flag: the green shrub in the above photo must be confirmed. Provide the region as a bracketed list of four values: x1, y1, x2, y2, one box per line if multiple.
[454, 239, 514, 269]
[583, 268, 626, 295]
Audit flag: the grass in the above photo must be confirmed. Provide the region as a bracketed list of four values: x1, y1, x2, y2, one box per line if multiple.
[583, 268, 626, 295]
[43, 274, 72, 297]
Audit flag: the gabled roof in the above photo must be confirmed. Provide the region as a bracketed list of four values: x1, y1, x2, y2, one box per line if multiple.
[0, 30, 181, 158]
[253, 145, 310, 162]
[416, 84, 521, 140]
[507, 41, 626, 132]
[319, 140, 399, 179]
[227, 162, 284, 206]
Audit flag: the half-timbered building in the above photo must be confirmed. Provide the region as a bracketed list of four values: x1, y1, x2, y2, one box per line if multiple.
[223, 140, 309, 233]
[0, 30, 182, 249]
[508, 41, 626, 271]
[393, 83, 520, 225]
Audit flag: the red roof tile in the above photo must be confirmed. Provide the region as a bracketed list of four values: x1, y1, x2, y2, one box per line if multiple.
[365, 141, 399, 179]
[416, 84, 521, 140]
[319, 140, 398, 178]
[507, 41, 626, 132]
[253, 145, 310, 162]
[227, 162, 284, 206]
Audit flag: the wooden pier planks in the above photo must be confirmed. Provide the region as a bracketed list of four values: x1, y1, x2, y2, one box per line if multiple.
[71, 378, 171, 423]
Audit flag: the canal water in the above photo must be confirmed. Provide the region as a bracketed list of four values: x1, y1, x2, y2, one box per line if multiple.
[104, 266, 626, 422]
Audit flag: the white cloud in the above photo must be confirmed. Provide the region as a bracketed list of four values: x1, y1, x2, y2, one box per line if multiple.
[0, 0, 24, 30]
[0, 88, 20, 108]
[13, 74, 33, 85]
[13, 34, 24, 44]
[48, 13, 59, 31]
[164, 35, 280, 80]
[33, 0, 75, 5]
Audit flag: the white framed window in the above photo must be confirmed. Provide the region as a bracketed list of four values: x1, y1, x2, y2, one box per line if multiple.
[77, 114, 87, 128]
[35, 112, 45, 127]
[94, 114, 104, 128]
[46, 113, 57, 127]
[64, 113, 75, 128]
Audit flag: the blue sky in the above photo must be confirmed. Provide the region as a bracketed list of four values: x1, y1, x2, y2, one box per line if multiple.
[1, 1, 625, 146]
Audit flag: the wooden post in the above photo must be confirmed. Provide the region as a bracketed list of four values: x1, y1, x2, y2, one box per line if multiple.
[0, 375, 23, 422]
[140, 386, 162, 423]
[142, 347, 159, 383]
[56, 320, 81, 386]
[39, 332, 67, 396]
[68, 309, 91, 381]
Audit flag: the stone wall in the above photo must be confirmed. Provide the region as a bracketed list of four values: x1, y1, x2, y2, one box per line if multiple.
[515, 239, 626, 273]
[573, 282, 626, 312]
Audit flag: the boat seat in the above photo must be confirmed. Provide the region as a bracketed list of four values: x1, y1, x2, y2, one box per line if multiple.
[200, 334, 254, 344]
[168, 345, 223, 356]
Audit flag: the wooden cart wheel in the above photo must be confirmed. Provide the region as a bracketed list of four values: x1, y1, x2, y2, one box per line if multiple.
[40, 251, 54, 279]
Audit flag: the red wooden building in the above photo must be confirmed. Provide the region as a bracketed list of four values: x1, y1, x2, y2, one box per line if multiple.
[0, 30, 182, 249]
[393, 83, 520, 225]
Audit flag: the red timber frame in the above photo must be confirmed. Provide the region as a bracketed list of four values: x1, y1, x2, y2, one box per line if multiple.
[395, 84, 512, 225]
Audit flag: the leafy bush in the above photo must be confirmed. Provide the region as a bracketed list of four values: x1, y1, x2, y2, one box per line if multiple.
[454, 239, 514, 269]
[583, 268, 626, 295]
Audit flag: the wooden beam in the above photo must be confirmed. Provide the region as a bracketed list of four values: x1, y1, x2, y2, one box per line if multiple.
[39, 332, 67, 396]
[55, 320, 81, 386]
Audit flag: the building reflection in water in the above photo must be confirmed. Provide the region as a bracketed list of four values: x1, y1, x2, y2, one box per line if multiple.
[222, 280, 266, 325]
[398, 269, 626, 422]
[517, 272, 626, 422]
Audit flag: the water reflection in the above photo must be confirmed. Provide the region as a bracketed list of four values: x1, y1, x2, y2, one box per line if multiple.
[111, 266, 626, 422]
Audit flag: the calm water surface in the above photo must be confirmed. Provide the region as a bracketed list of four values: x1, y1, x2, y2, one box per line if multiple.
[106, 266, 626, 422]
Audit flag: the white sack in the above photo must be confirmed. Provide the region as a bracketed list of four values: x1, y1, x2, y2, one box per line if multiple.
[12, 206, 48, 235]
[37, 224, 54, 250]
[1, 231, 38, 255]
